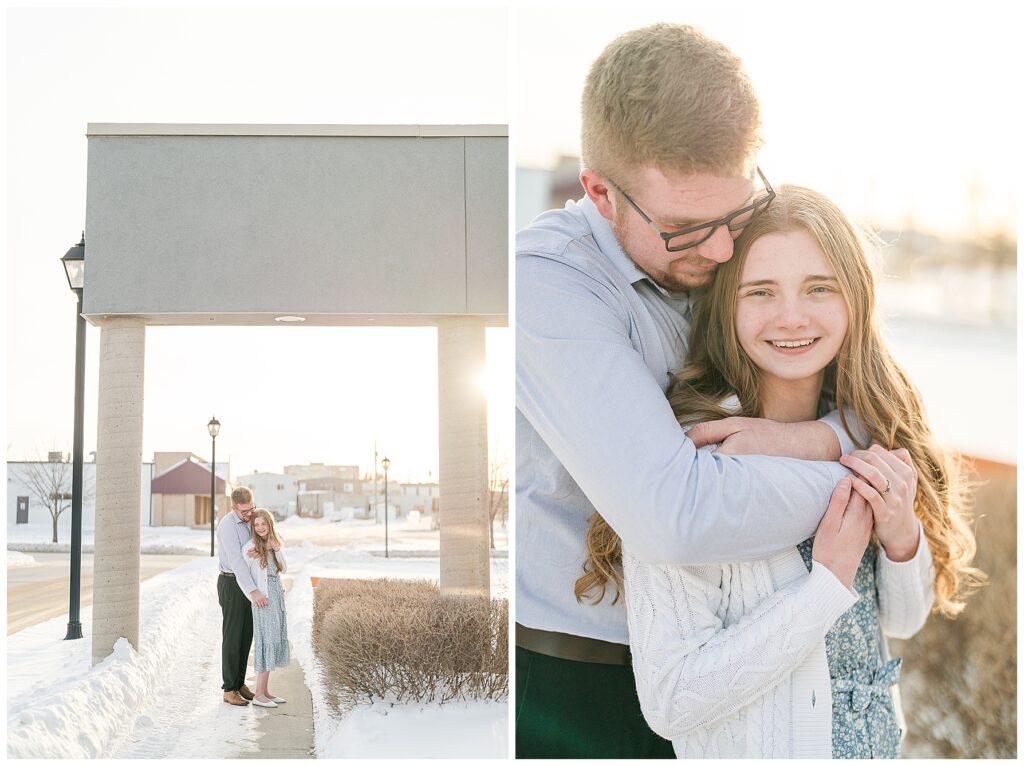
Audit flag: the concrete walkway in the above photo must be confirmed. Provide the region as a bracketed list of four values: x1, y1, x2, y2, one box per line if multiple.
[244, 578, 314, 759]
[242, 653, 314, 759]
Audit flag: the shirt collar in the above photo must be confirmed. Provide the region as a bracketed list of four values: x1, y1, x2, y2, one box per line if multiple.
[579, 195, 649, 287]
[579, 194, 696, 306]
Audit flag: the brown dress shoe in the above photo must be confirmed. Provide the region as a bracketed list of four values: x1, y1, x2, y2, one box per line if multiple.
[223, 690, 249, 706]
[238, 684, 255, 701]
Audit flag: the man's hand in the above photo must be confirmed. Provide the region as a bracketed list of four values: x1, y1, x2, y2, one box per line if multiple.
[246, 547, 259, 559]
[251, 590, 268, 608]
[688, 417, 841, 461]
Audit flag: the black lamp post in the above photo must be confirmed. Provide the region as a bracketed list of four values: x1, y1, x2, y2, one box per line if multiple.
[208, 416, 220, 557]
[382, 456, 391, 559]
[60, 234, 86, 641]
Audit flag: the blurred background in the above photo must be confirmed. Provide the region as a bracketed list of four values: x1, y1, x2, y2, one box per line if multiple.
[514, 4, 1016, 757]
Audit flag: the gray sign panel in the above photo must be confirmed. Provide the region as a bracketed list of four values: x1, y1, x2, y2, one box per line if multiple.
[83, 125, 508, 326]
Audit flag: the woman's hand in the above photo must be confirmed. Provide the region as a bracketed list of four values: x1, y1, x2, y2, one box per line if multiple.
[269, 541, 281, 552]
[839, 445, 920, 562]
[812, 478, 874, 589]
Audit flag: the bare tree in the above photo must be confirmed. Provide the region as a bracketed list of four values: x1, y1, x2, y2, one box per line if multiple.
[22, 456, 72, 543]
[487, 456, 509, 549]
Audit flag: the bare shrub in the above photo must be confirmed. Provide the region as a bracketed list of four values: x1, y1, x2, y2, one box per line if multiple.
[312, 578, 508, 711]
[894, 469, 1016, 757]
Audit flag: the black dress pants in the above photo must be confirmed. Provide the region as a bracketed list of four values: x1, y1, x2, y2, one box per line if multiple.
[218, 574, 253, 691]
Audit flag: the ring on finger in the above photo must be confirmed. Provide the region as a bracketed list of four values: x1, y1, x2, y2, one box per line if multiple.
[881, 478, 892, 496]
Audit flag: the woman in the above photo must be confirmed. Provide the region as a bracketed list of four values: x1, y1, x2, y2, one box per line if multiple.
[576, 185, 981, 758]
[243, 509, 290, 709]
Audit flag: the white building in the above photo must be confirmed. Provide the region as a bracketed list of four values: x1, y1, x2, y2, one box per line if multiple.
[237, 471, 298, 518]
[7, 458, 154, 529]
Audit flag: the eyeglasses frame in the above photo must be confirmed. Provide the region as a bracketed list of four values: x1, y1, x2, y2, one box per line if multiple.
[608, 167, 776, 252]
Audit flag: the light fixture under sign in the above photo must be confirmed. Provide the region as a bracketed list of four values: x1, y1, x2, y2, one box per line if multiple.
[274, 316, 306, 323]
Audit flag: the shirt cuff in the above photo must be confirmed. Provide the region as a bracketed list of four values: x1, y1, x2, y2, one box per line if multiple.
[818, 407, 869, 456]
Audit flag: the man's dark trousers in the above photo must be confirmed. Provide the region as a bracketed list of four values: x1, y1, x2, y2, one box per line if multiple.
[515, 646, 676, 758]
[218, 573, 253, 691]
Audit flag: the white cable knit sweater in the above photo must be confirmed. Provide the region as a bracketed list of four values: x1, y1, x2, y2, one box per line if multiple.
[624, 526, 934, 758]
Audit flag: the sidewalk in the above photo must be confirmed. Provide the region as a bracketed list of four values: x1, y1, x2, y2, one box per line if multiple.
[244, 653, 314, 759]
[245, 578, 314, 759]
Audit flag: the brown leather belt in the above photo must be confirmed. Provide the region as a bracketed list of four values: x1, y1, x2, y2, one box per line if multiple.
[219, 571, 235, 577]
[516, 623, 631, 666]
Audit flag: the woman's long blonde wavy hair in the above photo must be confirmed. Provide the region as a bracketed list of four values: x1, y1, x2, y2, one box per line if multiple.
[251, 509, 286, 573]
[576, 185, 983, 617]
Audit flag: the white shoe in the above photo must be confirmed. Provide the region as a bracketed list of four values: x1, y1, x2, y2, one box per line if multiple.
[251, 698, 278, 708]
[270, 696, 286, 704]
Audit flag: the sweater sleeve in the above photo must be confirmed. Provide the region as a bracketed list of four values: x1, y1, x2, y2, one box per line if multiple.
[624, 551, 858, 741]
[875, 519, 935, 639]
[240, 542, 262, 603]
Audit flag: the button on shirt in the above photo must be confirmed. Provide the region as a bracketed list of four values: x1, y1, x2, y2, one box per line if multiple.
[516, 196, 857, 645]
[217, 511, 259, 597]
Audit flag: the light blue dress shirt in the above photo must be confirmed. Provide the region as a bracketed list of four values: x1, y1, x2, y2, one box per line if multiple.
[516, 196, 856, 644]
[217, 510, 259, 597]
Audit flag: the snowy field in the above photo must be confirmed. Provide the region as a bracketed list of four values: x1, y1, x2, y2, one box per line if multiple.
[7, 512, 508, 555]
[7, 526, 508, 759]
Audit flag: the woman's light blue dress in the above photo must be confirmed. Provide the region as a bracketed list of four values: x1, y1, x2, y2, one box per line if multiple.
[797, 538, 902, 758]
[252, 552, 290, 673]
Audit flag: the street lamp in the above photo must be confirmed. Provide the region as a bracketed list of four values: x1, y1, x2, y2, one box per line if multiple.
[382, 456, 391, 559]
[60, 233, 86, 641]
[208, 416, 220, 557]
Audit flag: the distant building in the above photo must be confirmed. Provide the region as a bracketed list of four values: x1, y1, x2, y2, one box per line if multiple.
[236, 471, 298, 519]
[150, 452, 229, 528]
[284, 463, 359, 481]
[7, 458, 153, 529]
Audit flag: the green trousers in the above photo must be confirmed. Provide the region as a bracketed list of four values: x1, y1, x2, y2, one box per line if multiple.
[515, 646, 676, 759]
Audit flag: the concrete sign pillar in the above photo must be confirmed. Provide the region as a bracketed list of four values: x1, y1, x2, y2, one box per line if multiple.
[437, 318, 490, 597]
[91, 316, 146, 665]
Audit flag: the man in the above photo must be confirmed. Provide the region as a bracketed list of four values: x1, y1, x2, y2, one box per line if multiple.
[516, 24, 863, 758]
[216, 486, 268, 706]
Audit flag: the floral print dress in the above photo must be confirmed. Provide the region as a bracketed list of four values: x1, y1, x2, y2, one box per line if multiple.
[797, 538, 902, 758]
[252, 552, 290, 673]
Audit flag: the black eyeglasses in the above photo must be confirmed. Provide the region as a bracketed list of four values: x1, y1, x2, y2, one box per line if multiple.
[609, 167, 775, 252]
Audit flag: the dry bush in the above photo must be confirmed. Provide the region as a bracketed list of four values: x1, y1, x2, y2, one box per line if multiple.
[893, 469, 1016, 758]
[312, 577, 509, 711]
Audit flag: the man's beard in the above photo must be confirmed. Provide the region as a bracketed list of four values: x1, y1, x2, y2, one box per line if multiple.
[611, 215, 717, 293]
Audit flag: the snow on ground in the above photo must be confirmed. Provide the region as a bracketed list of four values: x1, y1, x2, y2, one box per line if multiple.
[7, 556, 260, 758]
[8, 525, 508, 759]
[7, 522, 212, 554]
[7, 517, 508, 555]
[7, 550, 39, 568]
[330, 702, 508, 758]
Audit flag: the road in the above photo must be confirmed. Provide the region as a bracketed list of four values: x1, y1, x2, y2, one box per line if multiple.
[7, 551, 203, 635]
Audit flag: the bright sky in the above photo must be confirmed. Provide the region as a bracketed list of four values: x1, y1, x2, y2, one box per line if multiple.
[5, 6, 509, 481]
[513, 4, 1018, 240]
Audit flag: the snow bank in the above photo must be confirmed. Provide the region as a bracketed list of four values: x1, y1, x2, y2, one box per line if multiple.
[327, 701, 508, 758]
[7, 558, 229, 758]
[6, 550, 38, 568]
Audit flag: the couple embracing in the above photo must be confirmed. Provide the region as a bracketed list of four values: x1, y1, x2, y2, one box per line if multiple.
[515, 24, 980, 759]
[216, 487, 291, 709]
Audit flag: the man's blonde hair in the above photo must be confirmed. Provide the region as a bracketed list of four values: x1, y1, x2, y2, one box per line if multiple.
[581, 23, 761, 184]
[231, 486, 253, 505]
